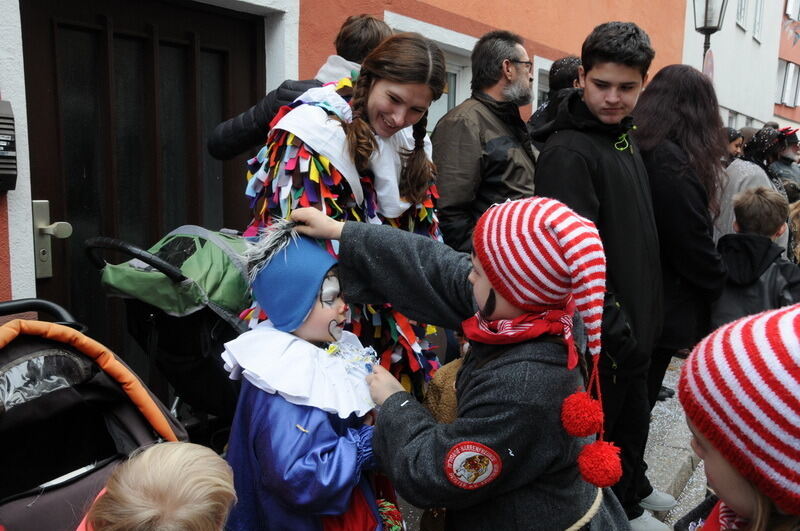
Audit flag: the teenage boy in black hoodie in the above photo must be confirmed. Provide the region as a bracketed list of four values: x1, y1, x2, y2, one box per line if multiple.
[711, 187, 800, 328]
[532, 22, 668, 531]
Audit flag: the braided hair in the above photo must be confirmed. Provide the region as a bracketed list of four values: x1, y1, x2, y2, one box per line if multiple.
[341, 32, 446, 204]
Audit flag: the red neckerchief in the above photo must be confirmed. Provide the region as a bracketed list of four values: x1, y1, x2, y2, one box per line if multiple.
[461, 308, 579, 369]
[696, 500, 750, 530]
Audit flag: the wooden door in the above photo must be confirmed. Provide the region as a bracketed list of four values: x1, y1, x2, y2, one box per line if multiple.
[21, 0, 263, 372]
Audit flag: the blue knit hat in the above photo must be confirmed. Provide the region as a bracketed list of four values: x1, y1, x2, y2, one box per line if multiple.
[250, 235, 336, 332]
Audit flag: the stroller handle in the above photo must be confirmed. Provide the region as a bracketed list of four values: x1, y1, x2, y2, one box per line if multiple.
[0, 298, 86, 331]
[84, 237, 187, 283]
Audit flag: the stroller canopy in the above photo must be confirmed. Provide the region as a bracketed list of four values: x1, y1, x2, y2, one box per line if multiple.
[0, 319, 186, 531]
[99, 225, 250, 328]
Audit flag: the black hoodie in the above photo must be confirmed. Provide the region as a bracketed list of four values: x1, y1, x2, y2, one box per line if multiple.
[710, 233, 800, 329]
[533, 89, 662, 376]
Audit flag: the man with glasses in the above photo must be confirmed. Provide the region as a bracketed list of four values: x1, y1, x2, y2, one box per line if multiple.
[432, 30, 536, 252]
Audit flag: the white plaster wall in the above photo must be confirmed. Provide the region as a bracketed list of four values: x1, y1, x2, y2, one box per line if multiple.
[773, 114, 800, 127]
[0, 0, 34, 299]
[682, 1, 783, 123]
[0, 0, 297, 301]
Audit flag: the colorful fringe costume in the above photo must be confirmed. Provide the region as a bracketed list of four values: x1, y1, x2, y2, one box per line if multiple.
[244, 79, 441, 393]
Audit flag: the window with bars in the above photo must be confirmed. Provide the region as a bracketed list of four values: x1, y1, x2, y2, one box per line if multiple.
[427, 70, 460, 132]
[728, 111, 739, 128]
[787, 0, 800, 20]
[776, 60, 800, 107]
[753, 0, 764, 41]
[737, 0, 749, 28]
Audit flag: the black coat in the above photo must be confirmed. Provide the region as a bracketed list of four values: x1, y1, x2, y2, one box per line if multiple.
[207, 79, 321, 160]
[533, 89, 662, 375]
[711, 233, 800, 328]
[641, 141, 726, 350]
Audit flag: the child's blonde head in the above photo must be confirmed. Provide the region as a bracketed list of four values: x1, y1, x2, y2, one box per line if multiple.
[87, 442, 236, 531]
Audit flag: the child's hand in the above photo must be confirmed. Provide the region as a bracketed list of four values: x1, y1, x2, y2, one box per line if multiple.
[366, 365, 406, 406]
[291, 208, 345, 240]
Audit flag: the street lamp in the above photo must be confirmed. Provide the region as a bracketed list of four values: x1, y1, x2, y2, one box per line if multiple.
[694, 0, 729, 63]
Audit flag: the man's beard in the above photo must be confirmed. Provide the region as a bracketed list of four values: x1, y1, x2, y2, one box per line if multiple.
[503, 77, 532, 106]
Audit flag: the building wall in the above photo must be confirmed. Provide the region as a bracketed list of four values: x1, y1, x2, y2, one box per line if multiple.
[0, 0, 33, 301]
[296, 0, 685, 87]
[682, 0, 783, 128]
[775, 0, 800, 126]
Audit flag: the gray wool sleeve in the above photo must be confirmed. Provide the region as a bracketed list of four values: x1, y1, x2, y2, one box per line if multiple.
[337, 222, 476, 330]
[373, 345, 579, 510]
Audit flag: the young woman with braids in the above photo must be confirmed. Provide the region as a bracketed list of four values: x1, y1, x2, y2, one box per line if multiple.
[245, 32, 447, 394]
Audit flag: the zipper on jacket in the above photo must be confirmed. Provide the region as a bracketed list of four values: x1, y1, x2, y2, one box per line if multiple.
[604, 351, 619, 383]
[614, 129, 635, 154]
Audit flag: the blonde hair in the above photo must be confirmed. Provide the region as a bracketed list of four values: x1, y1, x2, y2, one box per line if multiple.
[748, 488, 800, 531]
[87, 442, 236, 531]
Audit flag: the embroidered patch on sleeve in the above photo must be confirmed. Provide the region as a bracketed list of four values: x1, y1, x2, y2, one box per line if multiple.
[444, 441, 502, 489]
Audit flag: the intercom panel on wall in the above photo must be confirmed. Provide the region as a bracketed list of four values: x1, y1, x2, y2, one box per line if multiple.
[0, 100, 16, 192]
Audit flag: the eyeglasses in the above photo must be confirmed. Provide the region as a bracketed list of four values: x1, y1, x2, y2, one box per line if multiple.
[509, 59, 533, 72]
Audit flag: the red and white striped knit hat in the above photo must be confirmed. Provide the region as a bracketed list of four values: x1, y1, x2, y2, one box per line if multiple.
[679, 304, 800, 515]
[472, 196, 606, 357]
[473, 197, 621, 487]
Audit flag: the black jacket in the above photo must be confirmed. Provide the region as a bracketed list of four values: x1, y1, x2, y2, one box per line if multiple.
[642, 141, 726, 350]
[710, 233, 800, 328]
[533, 89, 662, 375]
[207, 79, 321, 160]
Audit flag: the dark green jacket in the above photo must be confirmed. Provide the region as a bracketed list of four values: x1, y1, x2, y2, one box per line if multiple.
[432, 92, 536, 252]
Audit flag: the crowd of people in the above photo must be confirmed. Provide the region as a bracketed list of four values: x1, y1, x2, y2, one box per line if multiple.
[72, 14, 800, 531]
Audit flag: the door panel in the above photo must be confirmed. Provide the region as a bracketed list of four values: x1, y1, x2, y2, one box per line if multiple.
[21, 0, 264, 373]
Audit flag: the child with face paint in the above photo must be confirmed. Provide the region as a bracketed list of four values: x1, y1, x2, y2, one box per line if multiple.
[221, 221, 395, 531]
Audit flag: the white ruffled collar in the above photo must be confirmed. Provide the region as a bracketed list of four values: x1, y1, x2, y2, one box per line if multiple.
[221, 322, 376, 419]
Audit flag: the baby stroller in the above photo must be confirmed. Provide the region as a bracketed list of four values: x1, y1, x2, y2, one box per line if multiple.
[85, 225, 250, 448]
[0, 299, 187, 531]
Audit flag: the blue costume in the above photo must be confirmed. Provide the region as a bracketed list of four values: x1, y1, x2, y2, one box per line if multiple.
[223, 325, 383, 531]
[222, 234, 386, 531]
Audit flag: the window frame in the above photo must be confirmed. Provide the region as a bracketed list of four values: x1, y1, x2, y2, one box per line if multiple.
[752, 0, 764, 41]
[787, 0, 800, 20]
[736, 0, 749, 29]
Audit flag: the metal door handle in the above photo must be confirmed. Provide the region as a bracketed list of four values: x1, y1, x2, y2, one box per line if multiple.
[32, 200, 72, 279]
[39, 221, 73, 239]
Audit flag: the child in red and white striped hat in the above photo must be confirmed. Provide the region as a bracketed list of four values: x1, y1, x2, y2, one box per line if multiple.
[676, 304, 800, 531]
[289, 197, 629, 530]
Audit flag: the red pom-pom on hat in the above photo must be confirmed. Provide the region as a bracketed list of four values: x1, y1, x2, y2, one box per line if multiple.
[577, 440, 622, 487]
[561, 390, 604, 437]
